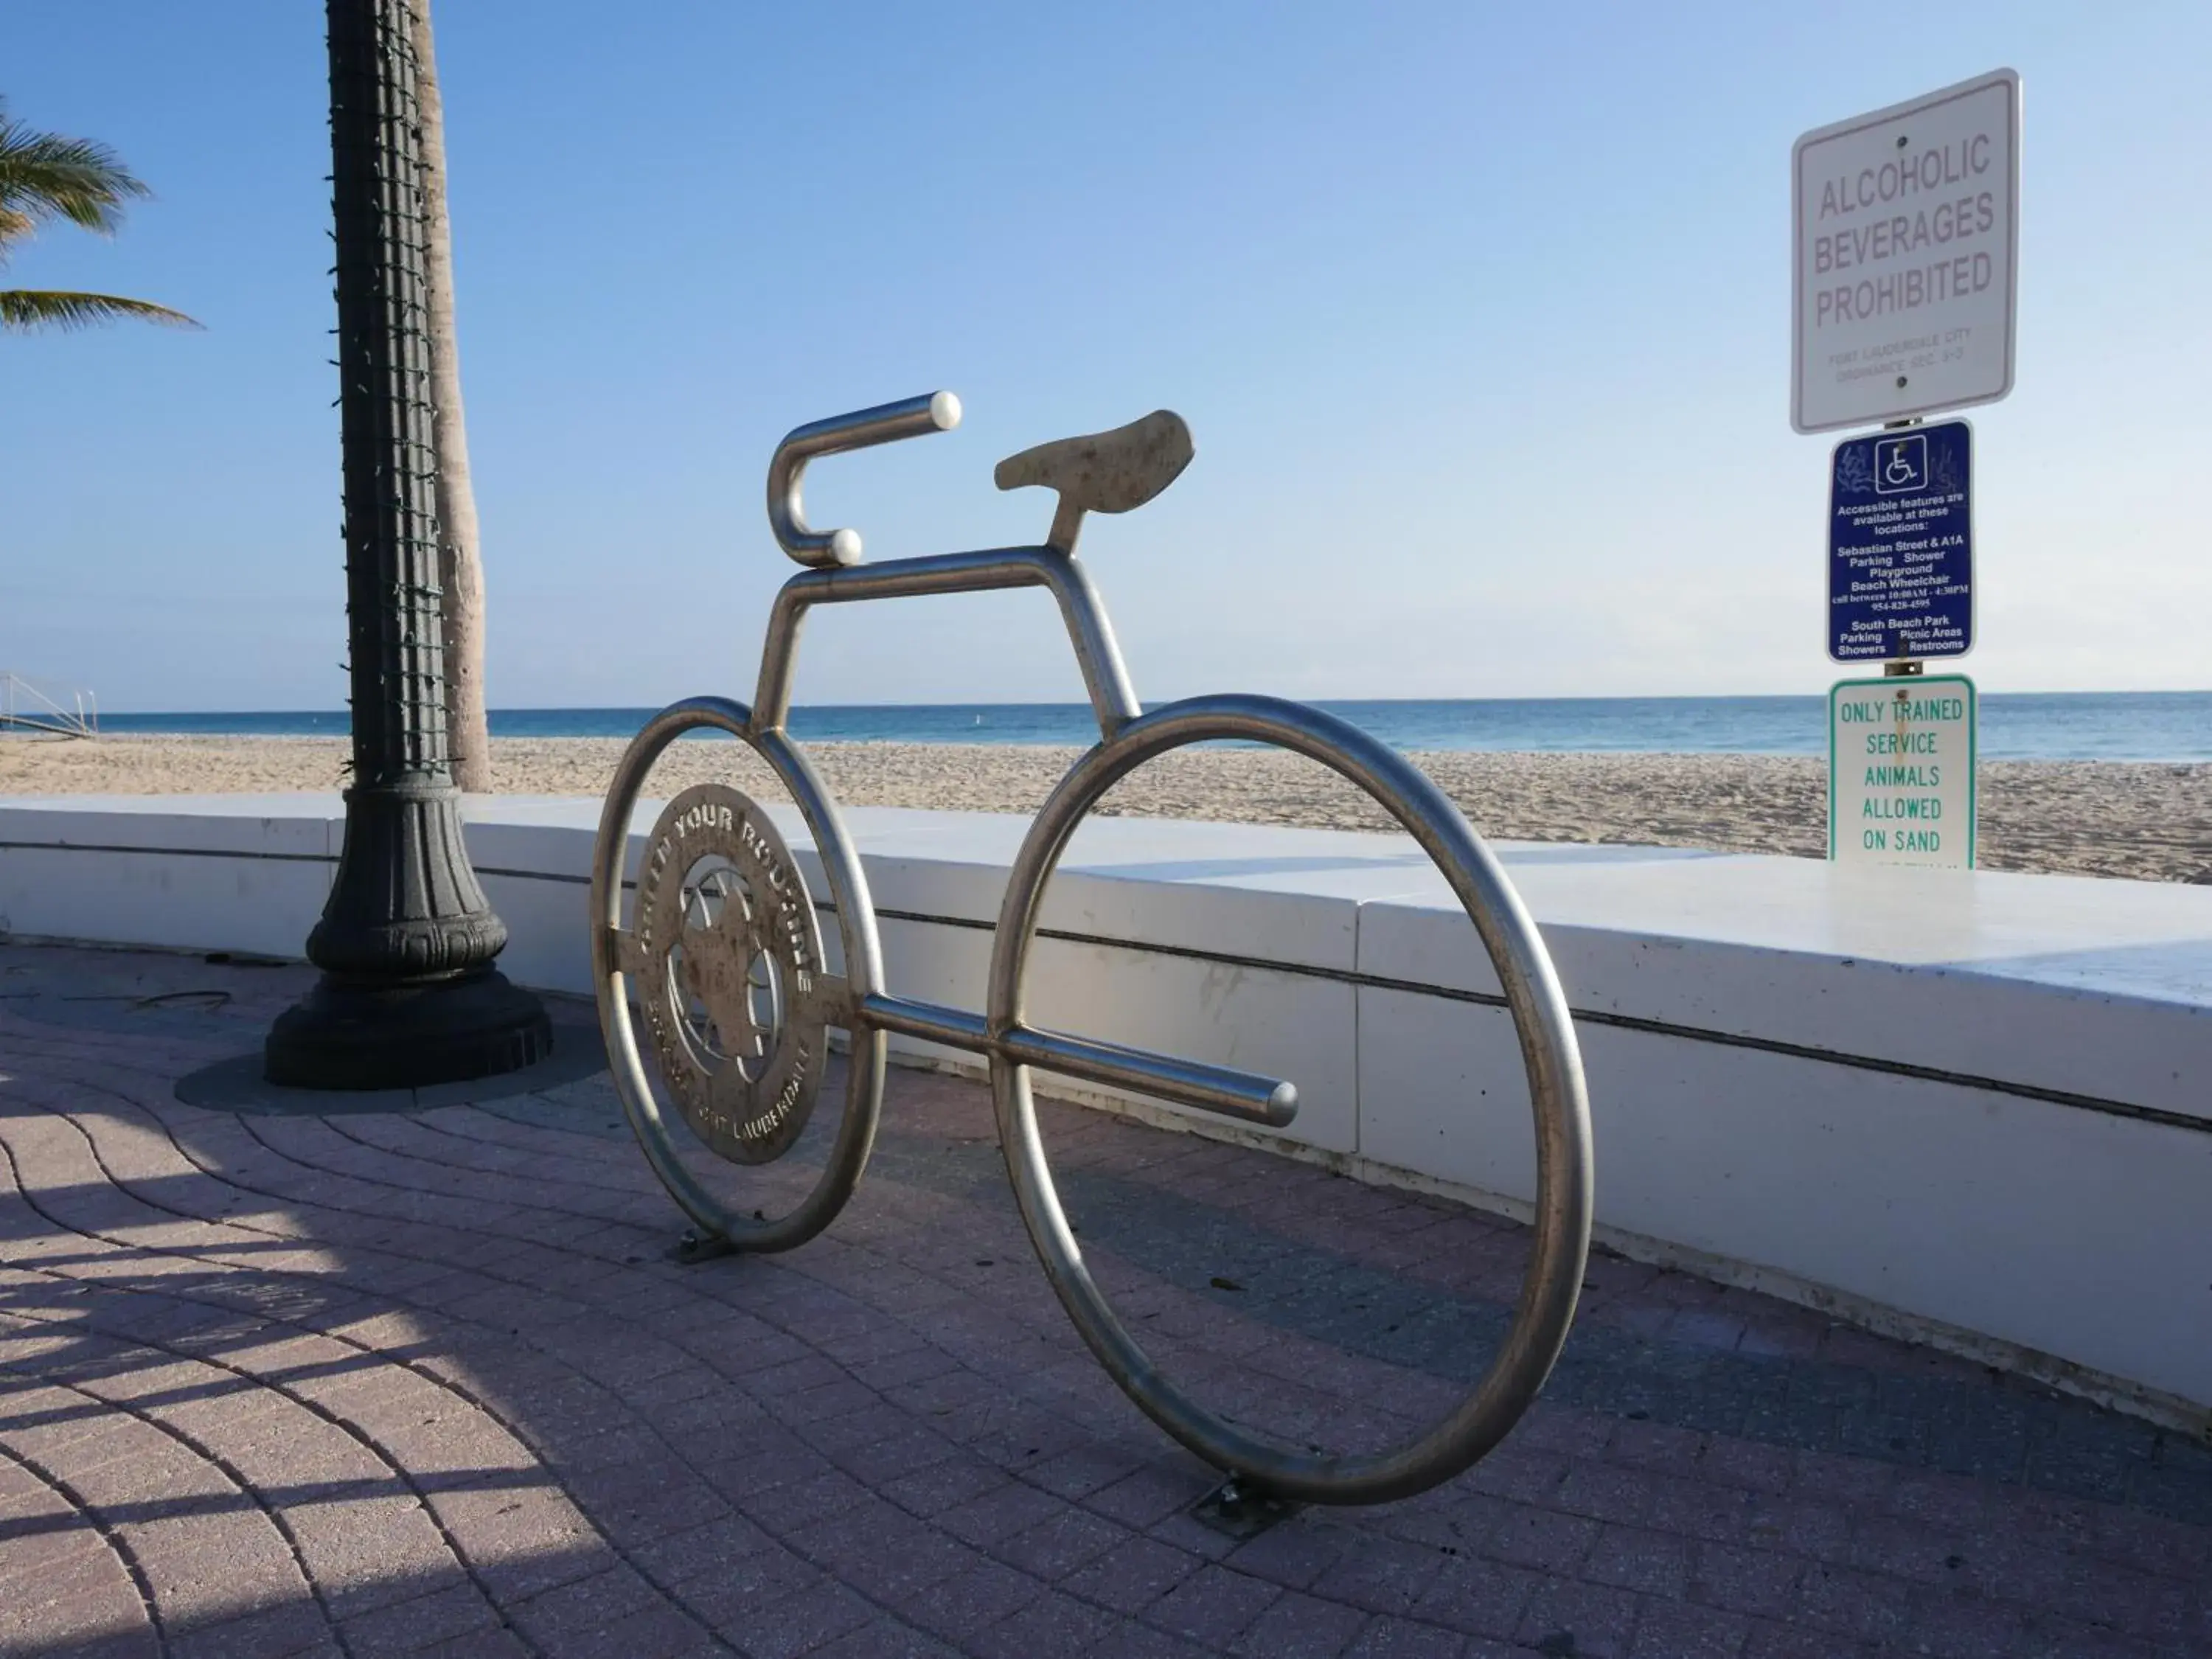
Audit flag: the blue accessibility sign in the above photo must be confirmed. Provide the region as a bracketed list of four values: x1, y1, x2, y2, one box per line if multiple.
[1828, 418, 1973, 663]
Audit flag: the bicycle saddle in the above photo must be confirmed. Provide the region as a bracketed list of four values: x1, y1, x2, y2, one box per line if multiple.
[995, 410, 1194, 552]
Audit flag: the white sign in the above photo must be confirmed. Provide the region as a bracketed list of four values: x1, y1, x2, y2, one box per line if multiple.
[1792, 70, 2020, 434]
[1829, 675, 1977, 868]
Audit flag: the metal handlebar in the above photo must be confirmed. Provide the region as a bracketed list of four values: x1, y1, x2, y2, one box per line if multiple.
[766, 391, 962, 568]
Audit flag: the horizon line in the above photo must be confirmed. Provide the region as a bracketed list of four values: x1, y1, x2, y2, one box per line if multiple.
[83, 687, 2212, 720]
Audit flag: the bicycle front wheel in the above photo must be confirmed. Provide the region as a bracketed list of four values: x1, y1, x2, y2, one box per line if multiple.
[986, 693, 1594, 1505]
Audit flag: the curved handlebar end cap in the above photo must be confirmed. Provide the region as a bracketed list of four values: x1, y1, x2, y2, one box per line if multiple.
[827, 528, 863, 567]
[929, 391, 963, 432]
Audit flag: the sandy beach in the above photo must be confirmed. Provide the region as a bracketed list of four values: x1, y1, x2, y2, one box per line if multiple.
[1, 734, 2205, 883]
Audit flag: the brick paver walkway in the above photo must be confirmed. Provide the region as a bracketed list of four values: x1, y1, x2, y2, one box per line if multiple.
[1, 941, 2207, 1658]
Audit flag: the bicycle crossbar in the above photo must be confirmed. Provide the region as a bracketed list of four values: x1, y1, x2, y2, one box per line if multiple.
[859, 992, 1299, 1129]
[753, 548, 1143, 742]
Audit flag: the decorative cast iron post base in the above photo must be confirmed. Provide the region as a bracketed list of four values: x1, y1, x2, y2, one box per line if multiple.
[265, 966, 550, 1090]
[268, 0, 549, 1091]
[265, 778, 550, 1091]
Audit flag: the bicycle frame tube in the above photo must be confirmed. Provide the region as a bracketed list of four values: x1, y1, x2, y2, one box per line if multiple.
[597, 392, 1599, 1505]
[750, 546, 1143, 742]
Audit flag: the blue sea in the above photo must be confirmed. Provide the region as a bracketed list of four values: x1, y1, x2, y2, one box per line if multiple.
[89, 693, 2212, 762]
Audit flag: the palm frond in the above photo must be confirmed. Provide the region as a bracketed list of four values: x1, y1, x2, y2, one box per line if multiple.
[0, 289, 199, 333]
[0, 97, 153, 243]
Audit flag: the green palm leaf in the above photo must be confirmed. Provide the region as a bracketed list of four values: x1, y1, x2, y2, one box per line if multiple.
[0, 289, 199, 332]
[0, 99, 197, 331]
[0, 97, 150, 246]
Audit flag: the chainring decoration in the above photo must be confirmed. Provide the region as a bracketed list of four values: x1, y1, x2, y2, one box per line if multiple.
[635, 784, 830, 1165]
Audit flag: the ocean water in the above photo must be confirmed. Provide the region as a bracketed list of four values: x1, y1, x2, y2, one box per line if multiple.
[90, 692, 2212, 762]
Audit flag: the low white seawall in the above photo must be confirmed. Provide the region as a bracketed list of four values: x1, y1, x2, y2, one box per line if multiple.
[4, 792, 2208, 1427]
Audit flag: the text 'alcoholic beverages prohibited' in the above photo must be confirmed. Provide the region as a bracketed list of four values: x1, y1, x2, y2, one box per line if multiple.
[1792, 69, 2020, 434]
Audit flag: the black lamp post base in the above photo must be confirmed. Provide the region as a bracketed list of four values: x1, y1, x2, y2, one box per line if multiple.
[265, 967, 552, 1091]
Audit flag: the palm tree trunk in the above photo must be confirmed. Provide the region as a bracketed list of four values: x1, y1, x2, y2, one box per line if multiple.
[408, 0, 490, 792]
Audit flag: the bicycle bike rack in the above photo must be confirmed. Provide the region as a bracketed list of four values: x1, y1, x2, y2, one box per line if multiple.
[591, 393, 1595, 1506]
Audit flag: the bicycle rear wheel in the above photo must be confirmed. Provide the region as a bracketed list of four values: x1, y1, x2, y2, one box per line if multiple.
[987, 694, 1593, 1504]
[591, 696, 887, 1251]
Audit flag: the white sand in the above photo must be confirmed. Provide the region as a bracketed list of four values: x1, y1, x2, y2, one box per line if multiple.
[3, 734, 2205, 883]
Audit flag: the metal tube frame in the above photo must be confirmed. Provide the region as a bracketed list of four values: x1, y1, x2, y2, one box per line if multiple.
[753, 548, 1141, 742]
[591, 394, 1596, 1503]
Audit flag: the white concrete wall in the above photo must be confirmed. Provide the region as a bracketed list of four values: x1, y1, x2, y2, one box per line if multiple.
[0, 797, 338, 961]
[3, 792, 2208, 1422]
[1357, 989, 2212, 1416]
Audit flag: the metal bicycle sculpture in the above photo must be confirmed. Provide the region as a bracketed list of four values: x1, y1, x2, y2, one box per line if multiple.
[591, 393, 1594, 1506]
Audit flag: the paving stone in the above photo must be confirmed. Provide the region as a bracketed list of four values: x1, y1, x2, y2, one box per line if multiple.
[163, 1596, 335, 1659]
[991, 1503, 1131, 1579]
[1553, 1461, 1658, 1526]
[554, 1599, 722, 1659]
[1629, 1596, 1752, 1658]
[1083, 1463, 1217, 1530]
[667, 1543, 821, 1624]
[2, 941, 2208, 1659]
[1087, 1619, 1221, 1658]
[1342, 1614, 1470, 1658]
[1141, 1563, 1281, 1644]
[879, 1455, 1009, 1519]
[968, 1590, 1121, 1658]
[937, 1480, 1068, 1548]
[1688, 1541, 1806, 1618]
[1409, 1561, 1543, 1641]
[1228, 1588, 1370, 1657]
[1487, 1504, 1599, 1574]
[338, 1581, 504, 1658]
[810, 1616, 965, 1659]
[789, 1496, 983, 1603]
[897, 1557, 1046, 1640]
[1222, 1517, 1353, 1590]
[739, 1579, 880, 1659]
[1514, 1576, 1642, 1659]
[623, 1510, 774, 1585]
[1309, 1535, 1454, 1618]
[1062, 1534, 1205, 1614]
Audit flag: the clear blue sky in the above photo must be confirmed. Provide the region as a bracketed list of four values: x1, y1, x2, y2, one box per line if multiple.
[4, 3, 2206, 712]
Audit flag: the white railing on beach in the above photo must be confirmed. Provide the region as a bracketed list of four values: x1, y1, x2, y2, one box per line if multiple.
[0, 673, 98, 739]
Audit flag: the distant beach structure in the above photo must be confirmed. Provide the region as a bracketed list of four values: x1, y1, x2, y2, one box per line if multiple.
[88, 692, 2212, 762]
[0, 673, 98, 739]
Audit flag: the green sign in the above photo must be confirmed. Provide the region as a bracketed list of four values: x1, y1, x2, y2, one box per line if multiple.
[1829, 675, 1977, 868]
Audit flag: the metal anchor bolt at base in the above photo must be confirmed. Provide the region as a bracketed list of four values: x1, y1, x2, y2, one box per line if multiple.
[1192, 1477, 1301, 1540]
[667, 1230, 739, 1266]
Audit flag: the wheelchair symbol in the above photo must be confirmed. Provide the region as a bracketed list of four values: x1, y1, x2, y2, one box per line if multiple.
[1874, 434, 1929, 495]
